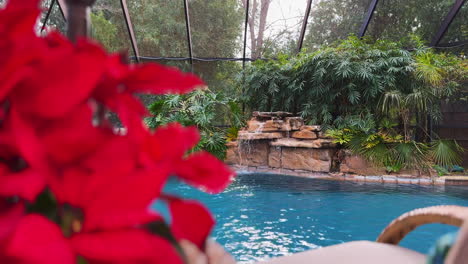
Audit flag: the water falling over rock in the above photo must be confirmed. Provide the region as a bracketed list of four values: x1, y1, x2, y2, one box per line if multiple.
[226, 112, 337, 173]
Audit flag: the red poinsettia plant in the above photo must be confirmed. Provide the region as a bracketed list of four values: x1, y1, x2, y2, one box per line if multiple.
[0, 0, 234, 263]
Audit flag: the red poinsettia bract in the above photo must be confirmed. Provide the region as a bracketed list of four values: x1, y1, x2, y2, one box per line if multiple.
[0, 0, 235, 263]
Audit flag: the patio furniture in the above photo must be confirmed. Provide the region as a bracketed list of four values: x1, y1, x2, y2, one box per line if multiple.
[261, 205, 468, 264]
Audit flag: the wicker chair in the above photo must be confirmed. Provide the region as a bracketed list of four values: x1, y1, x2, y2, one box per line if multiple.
[262, 205, 468, 264]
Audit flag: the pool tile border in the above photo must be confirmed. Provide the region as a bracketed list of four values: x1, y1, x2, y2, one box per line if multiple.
[231, 165, 468, 186]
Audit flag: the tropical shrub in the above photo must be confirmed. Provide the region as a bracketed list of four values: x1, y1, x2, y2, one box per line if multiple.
[241, 36, 467, 138]
[242, 36, 467, 171]
[146, 89, 244, 159]
[379, 45, 467, 141]
[433, 165, 450, 176]
[429, 139, 465, 168]
[239, 54, 294, 113]
[327, 126, 464, 173]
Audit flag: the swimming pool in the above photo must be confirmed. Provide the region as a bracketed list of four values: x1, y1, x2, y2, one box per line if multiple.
[162, 173, 468, 263]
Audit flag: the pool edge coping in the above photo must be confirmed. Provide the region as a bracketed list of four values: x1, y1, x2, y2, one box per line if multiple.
[230, 165, 468, 186]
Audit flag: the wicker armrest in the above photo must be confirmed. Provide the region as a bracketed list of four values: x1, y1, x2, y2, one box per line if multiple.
[376, 205, 468, 245]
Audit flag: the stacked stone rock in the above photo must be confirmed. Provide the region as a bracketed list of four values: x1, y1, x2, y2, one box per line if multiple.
[225, 112, 468, 185]
[226, 112, 337, 173]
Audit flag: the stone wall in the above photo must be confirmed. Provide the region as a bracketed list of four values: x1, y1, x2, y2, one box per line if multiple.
[337, 149, 386, 175]
[226, 112, 338, 173]
[225, 112, 468, 185]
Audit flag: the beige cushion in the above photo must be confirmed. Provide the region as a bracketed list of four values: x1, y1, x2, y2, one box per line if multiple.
[260, 241, 426, 264]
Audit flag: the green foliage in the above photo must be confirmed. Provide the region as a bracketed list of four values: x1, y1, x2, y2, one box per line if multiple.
[379, 45, 467, 139]
[430, 139, 464, 168]
[386, 164, 403, 174]
[303, 0, 461, 51]
[225, 125, 240, 143]
[146, 89, 244, 160]
[90, 12, 120, 51]
[241, 36, 468, 142]
[89, 1, 243, 94]
[304, 0, 369, 49]
[243, 36, 416, 124]
[393, 141, 430, 170]
[239, 54, 293, 113]
[331, 113, 377, 134]
[90, 0, 242, 57]
[325, 129, 355, 145]
[344, 129, 419, 172]
[433, 165, 449, 177]
[329, 127, 464, 173]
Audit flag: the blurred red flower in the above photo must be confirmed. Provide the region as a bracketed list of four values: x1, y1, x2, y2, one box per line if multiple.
[0, 0, 235, 262]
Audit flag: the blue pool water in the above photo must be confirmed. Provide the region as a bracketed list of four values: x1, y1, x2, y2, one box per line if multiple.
[162, 173, 468, 263]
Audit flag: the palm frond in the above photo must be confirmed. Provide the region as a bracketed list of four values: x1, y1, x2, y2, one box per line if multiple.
[430, 139, 464, 167]
[393, 141, 429, 170]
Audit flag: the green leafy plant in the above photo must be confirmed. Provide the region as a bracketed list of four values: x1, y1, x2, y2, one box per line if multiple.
[430, 139, 464, 167]
[242, 37, 417, 125]
[393, 141, 430, 170]
[146, 89, 244, 160]
[226, 126, 240, 142]
[433, 165, 450, 176]
[347, 133, 429, 172]
[379, 48, 466, 141]
[386, 164, 403, 174]
[241, 36, 467, 142]
[326, 129, 355, 145]
[330, 126, 464, 173]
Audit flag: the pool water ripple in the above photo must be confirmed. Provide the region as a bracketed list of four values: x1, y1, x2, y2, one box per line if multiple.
[161, 173, 468, 263]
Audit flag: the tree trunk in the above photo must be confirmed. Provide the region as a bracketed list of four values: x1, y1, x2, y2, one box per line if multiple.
[240, 0, 271, 59]
[249, 0, 258, 57]
[254, 0, 271, 58]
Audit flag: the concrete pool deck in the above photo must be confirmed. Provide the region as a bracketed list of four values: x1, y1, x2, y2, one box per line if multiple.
[232, 165, 468, 186]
